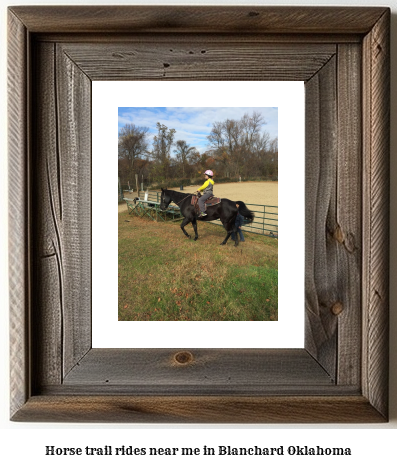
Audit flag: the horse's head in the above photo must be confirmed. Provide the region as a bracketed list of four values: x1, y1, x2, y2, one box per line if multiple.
[160, 188, 171, 211]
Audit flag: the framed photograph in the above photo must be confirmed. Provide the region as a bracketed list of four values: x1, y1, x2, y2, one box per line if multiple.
[8, 6, 390, 423]
[94, 81, 304, 348]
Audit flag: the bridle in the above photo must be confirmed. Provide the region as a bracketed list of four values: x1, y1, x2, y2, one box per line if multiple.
[162, 191, 193, 208]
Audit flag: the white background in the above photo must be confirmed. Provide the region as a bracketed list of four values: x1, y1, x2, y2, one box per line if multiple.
[92, 81, 304, 348]
[1, 0, 396, 469]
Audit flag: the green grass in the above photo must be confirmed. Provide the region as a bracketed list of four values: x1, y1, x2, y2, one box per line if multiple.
[118, 211, 278, 321]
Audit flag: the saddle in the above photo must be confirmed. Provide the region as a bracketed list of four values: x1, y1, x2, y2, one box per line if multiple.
[191, 194, 221, 215]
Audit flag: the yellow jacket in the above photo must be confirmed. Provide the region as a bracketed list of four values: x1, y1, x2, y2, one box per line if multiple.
[198, 178, 214, 194]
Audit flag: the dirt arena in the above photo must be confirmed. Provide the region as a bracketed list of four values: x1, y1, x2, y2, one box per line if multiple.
[120, 181, 278, 212]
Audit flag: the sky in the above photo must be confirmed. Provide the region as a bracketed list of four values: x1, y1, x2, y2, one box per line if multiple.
[118, 107, 278, 154]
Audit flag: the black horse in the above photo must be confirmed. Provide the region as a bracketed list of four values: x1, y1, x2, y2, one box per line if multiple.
[160, 188, 254, 246]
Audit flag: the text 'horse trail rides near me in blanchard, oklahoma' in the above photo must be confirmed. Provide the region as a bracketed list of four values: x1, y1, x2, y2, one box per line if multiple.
[160, 188, 254, 247]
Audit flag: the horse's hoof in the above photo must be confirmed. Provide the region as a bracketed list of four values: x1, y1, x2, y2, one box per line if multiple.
[194, 237, 198, 241]
[220, 242, 226, 245]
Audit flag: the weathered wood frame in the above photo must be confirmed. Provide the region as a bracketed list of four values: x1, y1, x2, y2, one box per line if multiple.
[8, 6, 390, 423]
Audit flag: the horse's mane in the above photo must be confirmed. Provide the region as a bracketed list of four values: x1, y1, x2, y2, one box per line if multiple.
[163, 189, 194, 198]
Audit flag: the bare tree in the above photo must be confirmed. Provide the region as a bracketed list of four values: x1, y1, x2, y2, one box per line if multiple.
[207, 121, 225, 149]
[151, 123, 176, 180]
[119, 111, 277, 186]
[118, 123, 149, 182]
[174, 140, 197, 179]
[207, 112, 271, 178]
[241, 111, 267, 150]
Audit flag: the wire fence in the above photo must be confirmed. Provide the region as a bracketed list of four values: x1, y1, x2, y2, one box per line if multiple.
[208, 203, 278, 238]
[135, 191, 278, 238]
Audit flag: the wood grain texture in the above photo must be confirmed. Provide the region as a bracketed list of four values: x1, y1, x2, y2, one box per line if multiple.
[9, 6, 387, 34]
[11, 396, 385, 424]
[55, 45, 91, 376]
[8, 10, 29, 419]
[32, 42, 91, 388]
[8, 6, 390, 423]
[362, 9, 390, 419]
[335, 44, 362, 386]
[32, 42, 63, 387]
[60, 42, 335, 82]
[304, 56, 338, 378]
[62, 349, 333, 391]
[34, 33, 363, 45]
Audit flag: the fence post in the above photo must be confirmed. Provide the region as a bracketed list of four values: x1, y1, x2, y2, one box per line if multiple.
[118, 177, 123, 203]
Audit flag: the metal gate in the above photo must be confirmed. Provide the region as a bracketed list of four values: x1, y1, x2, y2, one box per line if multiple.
[208, 203, 278, 238]
[132, 191, 278, 238]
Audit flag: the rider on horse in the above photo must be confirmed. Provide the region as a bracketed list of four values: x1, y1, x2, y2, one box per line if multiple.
[197, 170, 214, 217]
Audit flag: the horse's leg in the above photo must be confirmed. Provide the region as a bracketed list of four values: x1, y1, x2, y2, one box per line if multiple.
[191, 218, 199, 241]
[232, 225, 239, 247]
[220, 221, 239, 246]
[220, 231, 232, 245]
[219, 219, 230, 245]
[180, 217, 192, 239]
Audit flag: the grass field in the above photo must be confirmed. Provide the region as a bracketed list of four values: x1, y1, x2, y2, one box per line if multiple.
[119, 210, 278, 321]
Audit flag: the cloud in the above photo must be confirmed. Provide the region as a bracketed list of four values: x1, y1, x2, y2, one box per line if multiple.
[118, 107, 278, 153]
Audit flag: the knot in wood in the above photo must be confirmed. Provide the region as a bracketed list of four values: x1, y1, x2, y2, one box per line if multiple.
[174, 351, 193, 365]
[331, 302, 344, 316]
[333, 225, 344, 244]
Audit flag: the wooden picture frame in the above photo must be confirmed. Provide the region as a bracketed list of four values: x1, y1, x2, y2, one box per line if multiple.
[8, 6, 390, 423]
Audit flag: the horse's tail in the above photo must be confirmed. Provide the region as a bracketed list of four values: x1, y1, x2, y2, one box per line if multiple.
[236, 201, 255, 223]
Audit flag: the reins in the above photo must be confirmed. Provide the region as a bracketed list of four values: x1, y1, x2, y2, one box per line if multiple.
[175, 193, 193, 206]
